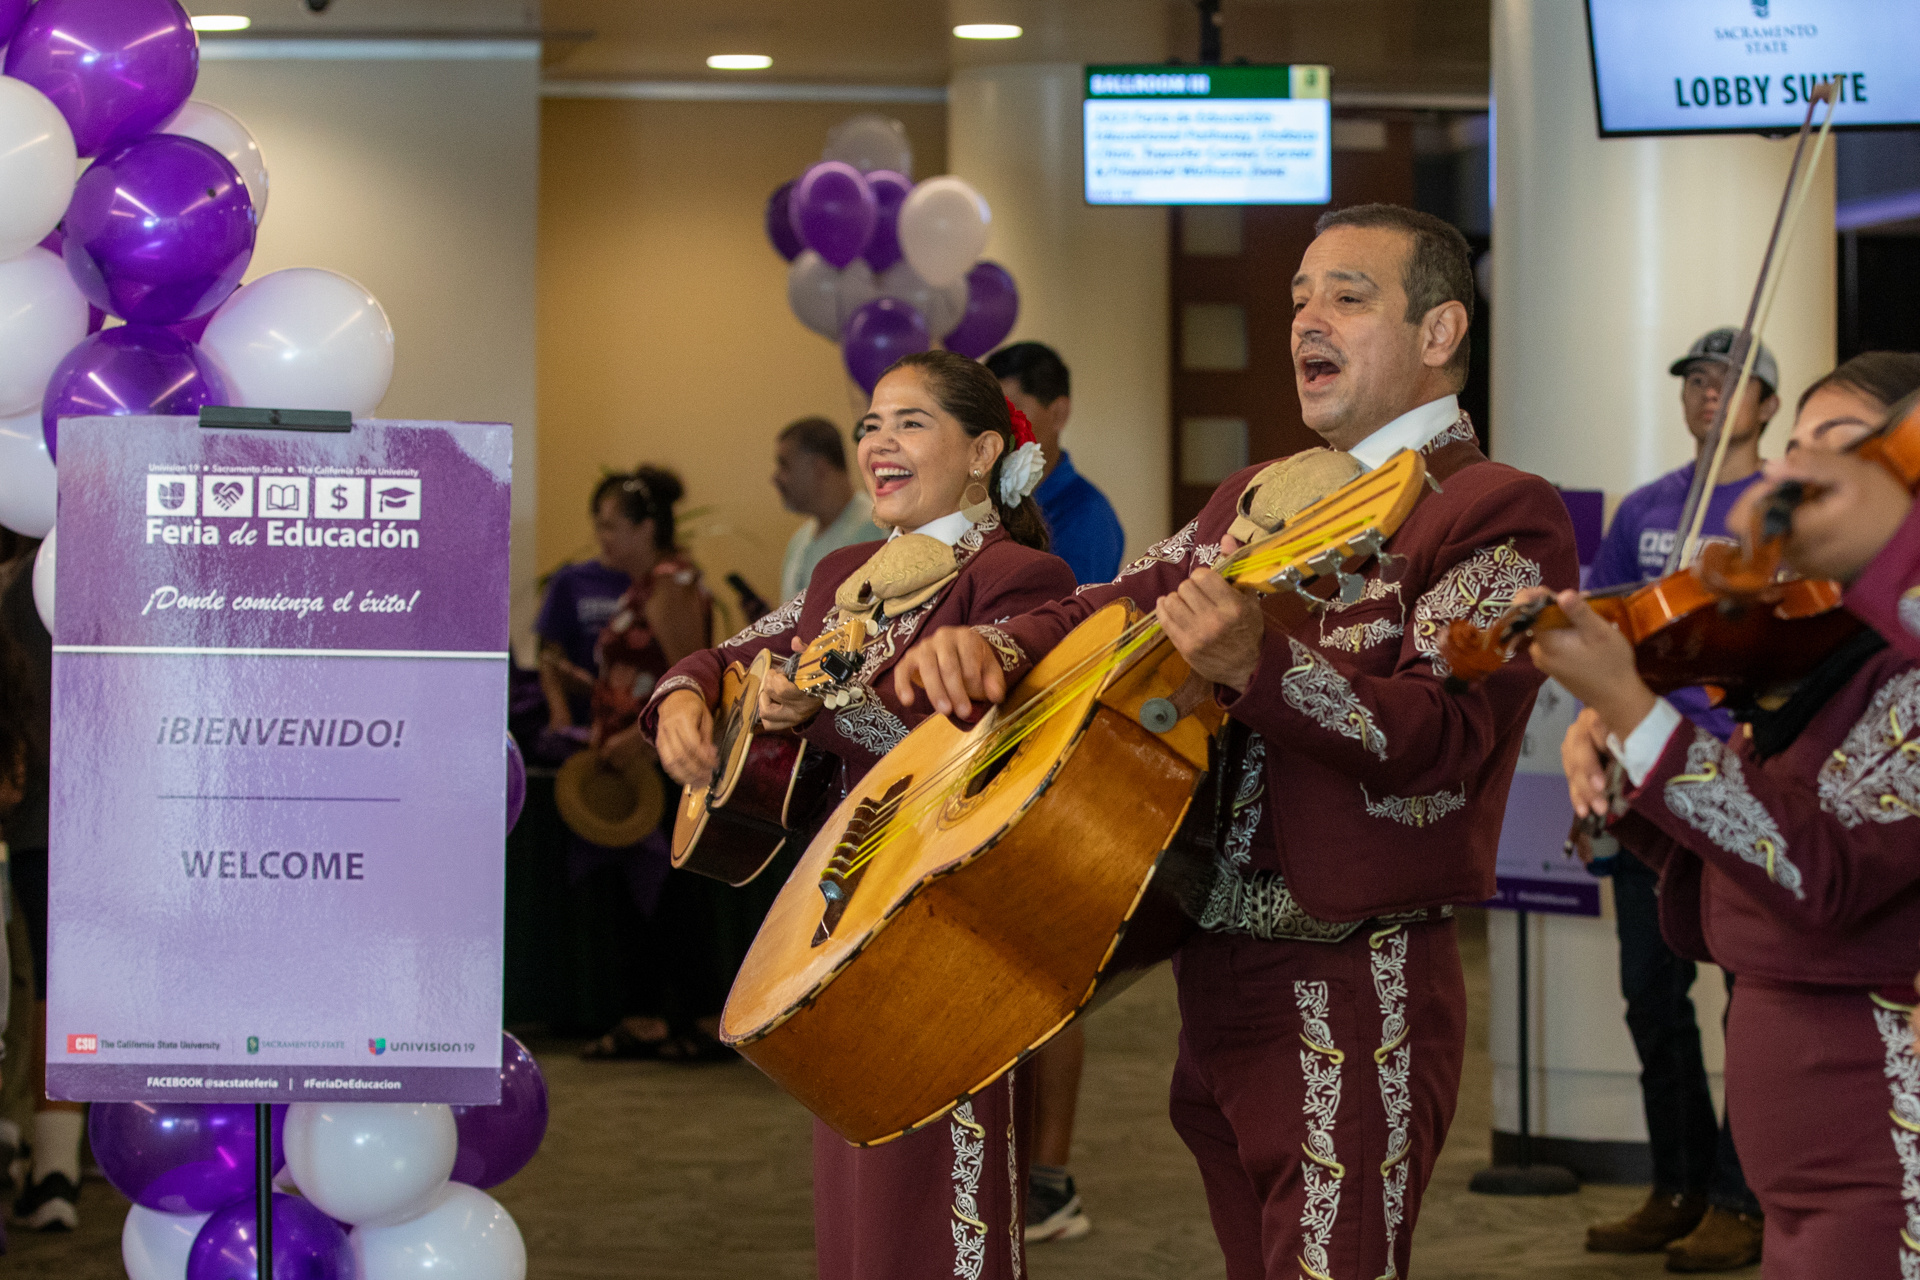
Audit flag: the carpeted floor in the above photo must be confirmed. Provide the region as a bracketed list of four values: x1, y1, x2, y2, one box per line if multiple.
[6, 910, 1733, 1277]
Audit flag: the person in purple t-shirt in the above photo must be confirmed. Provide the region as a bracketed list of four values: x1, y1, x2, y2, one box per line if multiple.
[1581, 327, 1778, 1270]
[534, 474, 637, 729]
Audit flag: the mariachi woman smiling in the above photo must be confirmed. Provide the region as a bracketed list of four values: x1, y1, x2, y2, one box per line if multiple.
[640, 350, 1075, 1280]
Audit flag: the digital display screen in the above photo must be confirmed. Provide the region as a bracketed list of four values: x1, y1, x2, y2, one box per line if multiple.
[1083, 64, 1333, 205]
[1586, 0, 1920, 135]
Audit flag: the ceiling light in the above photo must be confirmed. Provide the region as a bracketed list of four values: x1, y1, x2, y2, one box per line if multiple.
[707, 54, 773, 71]
[953, 24, 1023, 39]
[190, 14, 252, 31]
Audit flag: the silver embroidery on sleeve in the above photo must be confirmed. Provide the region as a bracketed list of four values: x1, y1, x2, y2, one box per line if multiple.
[833, 697, 911, 757]
[949, 1103, 988, 1280]
[1411, 540, 1543, 679]
[1870, 996, 1920, 1276]
[650, 674, 704, 706]
[1294, 980, 1345, 1280]
[973, 625, 1026, 672]
[723, 588, 806, 647]
[1902, 588, 1920, 641]
[1663, 730, 1806, 900]
[1319, 615, 1403, 654]
[1361, 784, 1468, 828]
[1371, 926, 1414, 1279]
[1281, 638, 1388, 760]
[1818, 670, 1920, 828]
[1081, 519, 1220, 594]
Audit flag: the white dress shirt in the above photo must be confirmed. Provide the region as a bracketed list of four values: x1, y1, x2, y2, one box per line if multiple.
[1347, 394, 1462, 471]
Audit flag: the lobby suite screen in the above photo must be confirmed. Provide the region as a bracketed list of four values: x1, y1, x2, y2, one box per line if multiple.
[1586, 0, 1920, 136]
[1083, 64, 1332, 206]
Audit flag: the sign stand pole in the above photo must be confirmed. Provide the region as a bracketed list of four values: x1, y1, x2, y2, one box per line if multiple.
[196, 407, 357, 1280]
[257, 1103, 274, 1280]
[1469, 909, 1580, 1195]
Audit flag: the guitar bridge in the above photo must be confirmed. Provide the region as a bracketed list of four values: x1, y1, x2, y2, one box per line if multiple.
[813, 774, 911, 946]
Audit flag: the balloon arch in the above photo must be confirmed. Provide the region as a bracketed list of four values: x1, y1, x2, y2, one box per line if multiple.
[767, 113, 1022, 392]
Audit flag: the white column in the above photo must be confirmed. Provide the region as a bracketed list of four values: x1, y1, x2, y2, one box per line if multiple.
[1486, 0, 1834, 1163]
[945, 1, 1171, 556]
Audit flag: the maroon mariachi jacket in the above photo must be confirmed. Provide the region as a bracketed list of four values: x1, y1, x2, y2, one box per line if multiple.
[1613, 647, 1920, 988]
[981, 422, 1580, 924]
[1846, 497, 1920, 662]
[636, 518, 1077, 785]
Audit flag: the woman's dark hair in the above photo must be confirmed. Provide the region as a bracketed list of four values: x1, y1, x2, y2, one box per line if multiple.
[1796, 351, 1920, 417]
[590, 465, 687, 550]
[876, 350, 1051, 552]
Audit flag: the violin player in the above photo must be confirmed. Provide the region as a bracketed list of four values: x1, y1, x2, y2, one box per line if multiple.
[1534, 355, 1920, 1280]
[641, 350, 1075, 1280]
[1578, 329, 1781, 1269]
[1728, 354, 1920, 661]
[894, 204, 1578, 1280]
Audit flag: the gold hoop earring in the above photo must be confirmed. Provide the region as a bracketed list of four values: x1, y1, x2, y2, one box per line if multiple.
[960, 470, 993, 524]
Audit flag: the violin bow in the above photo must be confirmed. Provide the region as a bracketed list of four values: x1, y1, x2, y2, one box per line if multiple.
[1673, 80, 1838, 571]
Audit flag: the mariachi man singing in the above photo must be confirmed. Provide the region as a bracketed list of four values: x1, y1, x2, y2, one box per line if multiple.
[895, 204, 1578, 1280]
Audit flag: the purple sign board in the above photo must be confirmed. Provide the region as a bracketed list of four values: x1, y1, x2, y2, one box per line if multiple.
[1485, 488, 1608, 918]
[47, 417, 511, 1104]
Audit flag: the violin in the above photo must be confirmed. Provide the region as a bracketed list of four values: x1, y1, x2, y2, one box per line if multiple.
[1442, 81, 1850, 703]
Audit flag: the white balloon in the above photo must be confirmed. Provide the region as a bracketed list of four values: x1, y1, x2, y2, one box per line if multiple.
[200, 269, 395, 415]
[31, 524, 54, 634]
[351, 1182, 526, 1280]
[785, 250, 842, 340]
[898, 177, 991, 288]
[834, 259, 881, 330]
[0, 77, 76, 261]
[0, 248, 90, 416]
[122, 1205, 211, 1280]
[0, 411, 56, 538]
[822, 113, 912, 178]
[877, 261, 966, 340]
[284, 1102, 457, 1228]
[162, 101, 270, 221]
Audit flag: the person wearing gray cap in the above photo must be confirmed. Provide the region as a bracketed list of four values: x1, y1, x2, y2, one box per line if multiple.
[1576, 326, 1777, 1271]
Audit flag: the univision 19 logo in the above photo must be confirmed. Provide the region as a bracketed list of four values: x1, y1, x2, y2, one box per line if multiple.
[369, 1038, 387, 1056]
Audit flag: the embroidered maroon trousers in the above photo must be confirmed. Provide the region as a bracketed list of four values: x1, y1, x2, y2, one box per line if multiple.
[1725, 977, 1920, 1280]
[812, 1070, 1033, 1280]
[1169, 920, 1465, 1280]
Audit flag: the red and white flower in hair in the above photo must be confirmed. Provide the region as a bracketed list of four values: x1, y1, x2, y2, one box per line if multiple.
[999, 400, 1046, 508]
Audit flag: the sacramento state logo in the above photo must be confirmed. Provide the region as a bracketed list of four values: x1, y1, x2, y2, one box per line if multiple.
[247, 1036, 259, 1054]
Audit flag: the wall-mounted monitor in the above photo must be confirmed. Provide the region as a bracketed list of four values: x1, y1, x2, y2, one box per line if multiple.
[1084, 64, 1332, 206]
[1586, 0, 1920, 136]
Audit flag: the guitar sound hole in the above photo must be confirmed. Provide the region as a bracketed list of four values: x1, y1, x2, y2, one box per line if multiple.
[962, 738, 1019, 801]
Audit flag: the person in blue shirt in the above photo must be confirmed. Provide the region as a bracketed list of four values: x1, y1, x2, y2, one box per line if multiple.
[1581, 327, 1778, 1270]
[984, 341, 1123, 1245]
[987, 342, 1125, 588]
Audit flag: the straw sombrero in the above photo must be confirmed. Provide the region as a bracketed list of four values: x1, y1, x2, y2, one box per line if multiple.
[555, 747, 666, 848]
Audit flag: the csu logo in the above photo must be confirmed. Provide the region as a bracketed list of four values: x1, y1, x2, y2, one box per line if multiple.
[68, 1034, 98, 1054]
[369, 1038, 386, 1056]
[247, 1036, 260, 1054]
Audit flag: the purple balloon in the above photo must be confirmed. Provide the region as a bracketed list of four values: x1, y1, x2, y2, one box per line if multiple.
[3, 0, 199, 158]
[42, 325, 231, 461]
[860, 170, 912, 273]
[506, 734, 527, 834]
[943, 261, 1021, 360]
[765, 180, 804, 262]
[91, 1103, 287, 1214]
[842, 297, 931, 394]
[64, 134, 256, 325]
[450, 1032, 549, 1189]
[186, 1192, 353, 1280]
[0, 0, 29, 46]
[40, 231, 110, 333]
[789, 161, 878, 270]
